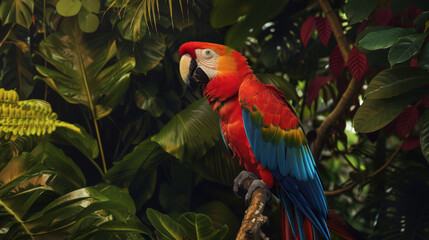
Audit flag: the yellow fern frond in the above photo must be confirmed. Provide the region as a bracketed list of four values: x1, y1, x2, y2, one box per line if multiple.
[0, 88, 82, 141]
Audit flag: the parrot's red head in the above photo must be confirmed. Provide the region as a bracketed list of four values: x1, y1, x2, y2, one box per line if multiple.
[179, 42, 253, 105]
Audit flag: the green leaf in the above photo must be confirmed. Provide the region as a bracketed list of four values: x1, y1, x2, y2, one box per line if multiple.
[420, 109, 429, 162]
[0, 152, 86, 239]
[81, 0, 100, 13]
[147, 208, 183, 240]
[135, 35, 166, 74]
[414, 11, 429, 31]
[178, 212, 228, 240]
[40, 142, 86, 188]
[354, 89, 427, 133]
[388, 33, 428, 66]
[25, 184, 150, 239]
[256, 73, 299, 102]
[364, 67, 429, 99]
[105, 139, 167, 188]
[35, 19, 135, 118]
[0, 0, 34, 28]
[190, 140, 242, 186]
[358, 28, 415, 50]
[50, 124, 99, 160]
[345, 0, 379, 25]
[210, 0, 250, 28]
[105, 139, 170, 208]
[197, 201, 239, 240]
[418, 43, 429, 70]
[225, 0, 289, 49]
[115, 3, 147, 42]
[152, 98, 219, 162]
[56, 0, 81, 17]
[78, 10, 99, 33]
[1, 44, 34, 99]
[118, 34, 166, 74]
[135, 82, 166, 117]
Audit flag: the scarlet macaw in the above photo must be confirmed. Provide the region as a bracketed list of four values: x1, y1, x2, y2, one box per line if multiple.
[178, 42, 349, 240]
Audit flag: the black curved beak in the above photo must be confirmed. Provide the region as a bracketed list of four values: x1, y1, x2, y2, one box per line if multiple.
[179, 54, 210, 89]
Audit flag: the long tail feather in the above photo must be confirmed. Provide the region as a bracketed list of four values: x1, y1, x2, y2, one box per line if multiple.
[281, 205, 316, 240]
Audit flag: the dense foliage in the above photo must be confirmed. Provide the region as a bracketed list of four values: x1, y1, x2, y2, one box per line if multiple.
[0, 0, 429, 239]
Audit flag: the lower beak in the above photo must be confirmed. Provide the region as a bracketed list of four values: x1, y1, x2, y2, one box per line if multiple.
[179, 54, 210, 88]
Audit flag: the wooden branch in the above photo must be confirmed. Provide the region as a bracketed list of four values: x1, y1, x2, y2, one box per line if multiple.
[236, 178, 270, 240]
[311, 0, 364, 160]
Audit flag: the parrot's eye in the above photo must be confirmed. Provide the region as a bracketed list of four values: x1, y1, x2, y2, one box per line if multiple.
[202, 49, 214, 59]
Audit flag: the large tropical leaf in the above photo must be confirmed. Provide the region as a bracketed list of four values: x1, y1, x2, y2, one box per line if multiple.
[0, 0, 34, 28]
[152, 98, 219, 162]
[0, 150, 150, 239]
[147, 208, 183, 240]
[25, 184, 150, 240]
[35, 141, 86, 188]
[105, 139, 172, 208]
[35, 19, 135, 118]
[364, 67, 429, 99]
[50, 124, 99, 160]
[152, 97, 243, 186]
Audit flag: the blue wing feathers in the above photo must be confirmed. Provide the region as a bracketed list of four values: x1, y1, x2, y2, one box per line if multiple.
[276, 186, 298, 238]
[242, 109, 330, 240]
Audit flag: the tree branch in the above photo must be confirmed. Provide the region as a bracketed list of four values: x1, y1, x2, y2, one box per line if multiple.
[311, 0, 364, 160]
[236, 178, 270, 240]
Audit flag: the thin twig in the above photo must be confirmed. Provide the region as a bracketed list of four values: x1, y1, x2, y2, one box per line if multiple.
[324, 142, 403, 196]
[341, 152, 359, 171]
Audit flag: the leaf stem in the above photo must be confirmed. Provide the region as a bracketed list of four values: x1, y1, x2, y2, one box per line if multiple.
[0, 23, 14, 48]
[73, 25, 107, 173]
[85, 154, 105, 177]
[0, 200, 35, 239]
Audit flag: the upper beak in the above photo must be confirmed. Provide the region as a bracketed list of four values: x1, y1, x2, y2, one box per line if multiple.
[179, 54, 210, 88]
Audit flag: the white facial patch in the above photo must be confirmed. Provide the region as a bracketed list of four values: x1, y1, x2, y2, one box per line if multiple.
[195, 49, 219, 80]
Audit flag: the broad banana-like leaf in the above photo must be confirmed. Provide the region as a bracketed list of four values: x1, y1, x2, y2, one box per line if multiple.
[0, 152, 150, 239]
[35, 19, 135, 119]
[152, 98, 243, 186]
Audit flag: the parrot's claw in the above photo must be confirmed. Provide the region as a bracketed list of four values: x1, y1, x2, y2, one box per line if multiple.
[245, 179, 272, 205]
[233, 170, 258, 198]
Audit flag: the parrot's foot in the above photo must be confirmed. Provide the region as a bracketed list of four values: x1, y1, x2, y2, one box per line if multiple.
[246, 179, 272, 205]
[233, 170, 258, 198]
[233, 170, 272, 205]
